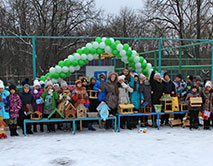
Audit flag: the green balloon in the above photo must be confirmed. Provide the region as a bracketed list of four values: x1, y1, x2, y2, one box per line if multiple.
[90, 48, 96, 54]
[143, 68, 149, 75]
[64, 59, 72, 67]
[139, 57, 144, 63]
[105, 39, 111, 46]
[77, 49, 83, 55]
[58, 60, 64, 67]
[46, 73, 51, 77]
[117, 54, 122, 58]
[78, 59, 85, 66]
[142, 61, 147, 69]
[96, 48, 103, 54]
[110, 43, 117, 50]
[95, 37, 102, 44]
[66, 71, 71, 77]
[123, 44, 129, 51]
[71, 60, 78, 67]
[53, 72, 59, 79]
[115, 40, 121, 45]
[59, 72, 67, 79]
[84, 59, 89, 64]
[83, 48, 90, 55]
[112, 49, 119, 56]
[128, 56, 134, 63]
[40, 76, 46, 81]
[129, 62, 136, 68]
[126, 50, 132, 57]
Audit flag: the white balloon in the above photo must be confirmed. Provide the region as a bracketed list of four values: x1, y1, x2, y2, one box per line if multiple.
[102, 37, 107, 42]
[116, 44, 123, 51]
[69, 66, 75, 72]
[74, 53, 81, 60]
[62, 66, 69, 73]
[144, 59, 147, 63]
[99, 42, 106, 49]
[147, 63, 152, 69]
[51, 79, 58, 84]
[105, 46, 112, 54]
[92, 42, 99, 49]
[136, 68, 141, 73]
[49, 67, 56, 74]
[134, 56, 140, 63]
[132, 50, 137, 56]
[86, 43, 92, 49]
[123, 59, 128, 64]
[120, 50, 126, 57]
[110, 38, 114, 43]
[68, 55, 74, 61]
[55, 66, 62, 73]
[75, 66, 80, 71]
[93, 54, 98, 59]
[135, 63, 141, 69]
[88, 54, 94, 61]
[64, 58, 68, 61]
[81, 54, 87, 60]
[81, 47, 85, 50]
[57, 78, 62, 82]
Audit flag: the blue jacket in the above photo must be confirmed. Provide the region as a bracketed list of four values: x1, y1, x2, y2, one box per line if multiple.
[129, 75, 144, 109]
[0, 90, 10, 119]
[94, 79, 107, 102]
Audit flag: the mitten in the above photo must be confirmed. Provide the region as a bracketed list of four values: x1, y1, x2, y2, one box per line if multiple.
[59, 94, 63, 100]
[66, 96, 71, 101]
[34, 89, 38, 94]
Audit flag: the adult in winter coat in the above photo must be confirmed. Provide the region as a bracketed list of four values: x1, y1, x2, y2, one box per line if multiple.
[93, 73, 107, 103]
[20, 84, 34, 134]
[194, 76, 203, 94]
[201, 82, 213, 130]
[161, 72, 176, 125]
[7, 85, 22, 136]
[0, 80, 10, 120]
[121, 67, 131, 83]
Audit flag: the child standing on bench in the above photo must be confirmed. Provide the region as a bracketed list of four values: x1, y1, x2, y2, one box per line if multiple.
[41, 80, 59, 132]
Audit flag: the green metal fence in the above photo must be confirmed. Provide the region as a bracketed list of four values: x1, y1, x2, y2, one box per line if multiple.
[0, 36, 213, 81]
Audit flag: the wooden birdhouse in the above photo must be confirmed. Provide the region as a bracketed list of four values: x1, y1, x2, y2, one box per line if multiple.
[118, 104, 134, 114]
[169, 119, 182, 128]
[96, 102, 110, 120]
[65, 103, 76, 119]
[87, 112, 99, 118]
[76, 104, 87, 118]
[190, 97, 202, 107]
[179, 101, 188, 111]
[87, 90, 98, 99]
[30, 111, 43, 120]
[0, 116, 7, 139]
[48, 108, 65, 119]
[160, 94, 173, 112]
[172, 97, 179, 112]
[140, 102, 152, 113]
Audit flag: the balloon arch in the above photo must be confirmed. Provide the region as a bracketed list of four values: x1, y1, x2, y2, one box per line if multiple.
[40, 37, 154, 83]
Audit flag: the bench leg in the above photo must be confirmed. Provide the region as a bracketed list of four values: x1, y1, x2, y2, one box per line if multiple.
[98, 120, 102, 128]
[114, 117, 117, 132]
[118, 116, 120, 132]
[24, 121, 27, 136]
[157, 113, 160, 130]
[73, 120, 75, 135]
[80, 120, 82, 131]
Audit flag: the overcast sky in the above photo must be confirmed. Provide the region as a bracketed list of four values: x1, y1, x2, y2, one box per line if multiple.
[95, 0, 145, 15]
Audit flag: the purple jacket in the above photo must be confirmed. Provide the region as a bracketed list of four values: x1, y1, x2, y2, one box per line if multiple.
[7, 94, 22, 119]
[32, 88, 44, 113]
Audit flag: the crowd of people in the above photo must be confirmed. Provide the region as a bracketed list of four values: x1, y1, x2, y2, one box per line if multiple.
[0, 67, 213, 137]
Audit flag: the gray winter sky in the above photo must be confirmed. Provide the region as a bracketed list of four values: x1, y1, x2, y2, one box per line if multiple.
[95, 0, 145, 15]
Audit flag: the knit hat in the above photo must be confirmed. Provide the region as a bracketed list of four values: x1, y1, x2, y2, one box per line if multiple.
[163, 72, 169, 78]
[21, 78, 29, 86]
[9, 85, 16, 91]
[187, 75, 194, 82]
[139, 74, 145, 79]
[75, 79, 82, 85]
[33, 80, 41, 87]
[134, 73, 139, 78]
[24, 84, 30, 88]
[81, 78, 88, 83]
[60, 80, 68, 88]
[154, 73, 161, 78]
[118, 75, 126, 82]
[40, 80, 45, 85]
[205, 81, 212, 88]
[0, 80, 4, 89]
[99, 73, 106, 78]
[191, 85, 197, 90]
[196, 76, 202, 82]
[90, 77, 96, 82]
[176, 74, 182, 79]
[53, 83, 59, 87]
[46, 80, 53, 87]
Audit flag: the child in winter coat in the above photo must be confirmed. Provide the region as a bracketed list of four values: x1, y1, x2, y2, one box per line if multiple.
[41, 80, 59, 132]
[118, 75, 133, 129]
[0, 80, 10, 120]
[93, 73, 107, 103]
[139, 74, 152, 127]
[194, 76, 202, 94]
[185, 86, 201, 130]
[201, 82, 213, 130]
[32, 80, 44, 132]
[7, 85, 22, 136]
[20, 84, 34, 134]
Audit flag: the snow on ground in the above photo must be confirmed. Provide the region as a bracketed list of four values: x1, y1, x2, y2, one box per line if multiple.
[1, 125, 213, 166]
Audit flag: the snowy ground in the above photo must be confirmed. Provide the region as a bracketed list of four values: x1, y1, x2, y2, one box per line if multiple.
[1, 124, 213, 166]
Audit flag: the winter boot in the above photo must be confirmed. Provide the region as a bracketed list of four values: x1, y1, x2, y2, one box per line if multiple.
[33, 124, 37, 132]
[9, 125, 15, 136]
[40, 124, 44, 132]
[88, 122, 96, 131]
[14, 125, 19, 136]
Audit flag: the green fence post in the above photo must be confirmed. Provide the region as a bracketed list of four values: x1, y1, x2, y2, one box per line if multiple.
[32, 37, 36, 80]
[212, 41, 213, 80]
[98, 54, 101, 66]
[158, 39, 162, 73]
[179, 48, 182, 74]
[154, 51, 157, 69]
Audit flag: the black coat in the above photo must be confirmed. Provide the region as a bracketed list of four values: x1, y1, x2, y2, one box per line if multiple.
[150, 71, 164, 104]
[139, 83, 152, 104]
[20, 91, 34, 106]
[163, 80, 176, 96]
[88, 83, 98, 112]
